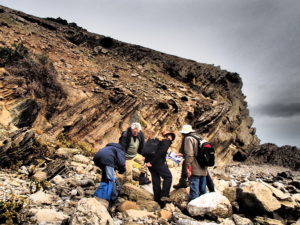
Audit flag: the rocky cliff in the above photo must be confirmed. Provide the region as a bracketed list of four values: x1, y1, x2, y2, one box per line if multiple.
[0, 5, 259, 166]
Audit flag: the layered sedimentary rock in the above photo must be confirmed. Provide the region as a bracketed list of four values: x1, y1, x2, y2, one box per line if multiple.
[0, 5, 259, 166]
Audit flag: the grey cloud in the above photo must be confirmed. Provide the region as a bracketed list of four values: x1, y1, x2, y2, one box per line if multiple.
[254, 102, 300, 117]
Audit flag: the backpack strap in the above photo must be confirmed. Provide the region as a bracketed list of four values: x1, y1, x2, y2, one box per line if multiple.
[189, 134, 207, 148]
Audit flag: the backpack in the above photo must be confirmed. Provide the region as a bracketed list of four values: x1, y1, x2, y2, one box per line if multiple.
[142, 138, 160, 157]
[190, 135, 215, 167]
[94, 181, 113, 201]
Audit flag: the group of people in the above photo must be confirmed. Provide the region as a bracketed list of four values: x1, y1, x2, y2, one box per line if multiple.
[93, 122, 214, 206]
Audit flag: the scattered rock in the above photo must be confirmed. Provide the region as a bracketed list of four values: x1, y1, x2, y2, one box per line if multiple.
[232, 214, 253, 225]
[29, 191, 59, 204]
[254, 216, 284, 225]
[122, 183, 153, 201]
[124, 209, 156, 219]
[158, 209, 172, 221]
[118, 201, 140, 212]
[69, 197, 113, 225]
[56, 147, 80, 157]
[237, 181, 281, 213]
[33, 171, 47, 182]
[72, 154, 90, 164]
[187, 192, 232, 218]
[30, 208, 69, 224]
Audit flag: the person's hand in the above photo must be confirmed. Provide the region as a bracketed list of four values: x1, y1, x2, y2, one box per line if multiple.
[176, 153, 183, 157]
[187, 165, 192, 177]
[145, 162, 152, 167]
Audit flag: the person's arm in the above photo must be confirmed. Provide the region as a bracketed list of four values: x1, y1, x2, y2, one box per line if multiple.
[119, 131, 128, 152]
[137, 132, 145, 155]
[184, 137, 195, 177]
[116, 148, 126, 174]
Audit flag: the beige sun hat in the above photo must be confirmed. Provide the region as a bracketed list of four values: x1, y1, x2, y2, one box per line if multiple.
[179, 124, 195, 134]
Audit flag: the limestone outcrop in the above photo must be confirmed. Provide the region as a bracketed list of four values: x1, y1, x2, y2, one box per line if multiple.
[0, 5, 259, 167]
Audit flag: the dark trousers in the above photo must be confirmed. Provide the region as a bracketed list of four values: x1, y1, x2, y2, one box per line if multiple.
[181, 159, 215, 192]
[149, 164, 172, 202]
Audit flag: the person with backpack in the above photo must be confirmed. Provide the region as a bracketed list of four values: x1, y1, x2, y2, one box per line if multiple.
[144, 131, 175, 206]
[173, 125, 215, 192]
[93, 143, 126, 204]
[178, 124, 209, 201]
[119, 122, 151, 185]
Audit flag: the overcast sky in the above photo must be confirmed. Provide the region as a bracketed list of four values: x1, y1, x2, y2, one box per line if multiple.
[1, 0, 299, 147]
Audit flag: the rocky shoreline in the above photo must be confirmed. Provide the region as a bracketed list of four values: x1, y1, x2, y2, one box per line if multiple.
[1, 144, 299, 225]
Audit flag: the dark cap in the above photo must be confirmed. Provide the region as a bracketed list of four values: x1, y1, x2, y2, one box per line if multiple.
[163, 131, 176, 141]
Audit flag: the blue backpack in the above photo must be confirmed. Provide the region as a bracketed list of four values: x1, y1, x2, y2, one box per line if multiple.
[94, 181, 113, 201]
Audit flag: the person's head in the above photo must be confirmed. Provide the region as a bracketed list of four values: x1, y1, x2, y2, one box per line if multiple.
[131, 122, 142, 136]
[163, 131, 176, 141]
[179, 124, 195, 135]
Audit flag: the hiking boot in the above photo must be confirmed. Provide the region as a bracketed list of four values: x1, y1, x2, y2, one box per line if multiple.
[173, 179, 188, 189]
[139, 173, 151, 185]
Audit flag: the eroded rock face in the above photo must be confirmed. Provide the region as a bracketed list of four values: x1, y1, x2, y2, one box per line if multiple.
[0, 5, 260, 167]
[247, 143, 300, 170]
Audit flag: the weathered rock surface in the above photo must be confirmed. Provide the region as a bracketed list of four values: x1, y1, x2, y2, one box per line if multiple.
[247, 143, 300, 170]
[237, 181, 281, 213]
[122, 183, 153, 201]
[187, 192, 232, 218]
[69, 197, 114, 225]
[0, 4, 261, 167]
[30, 208, 69, 224]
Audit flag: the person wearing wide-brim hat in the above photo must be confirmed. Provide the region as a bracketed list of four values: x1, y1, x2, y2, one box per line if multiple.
[175, 124, 209, 201]
[144, 131, 175, 207]
[173, 124, 195, 189]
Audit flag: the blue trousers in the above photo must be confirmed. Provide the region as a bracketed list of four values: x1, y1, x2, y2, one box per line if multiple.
[95, 166, 118, 202]
[189, 175, 207, 201]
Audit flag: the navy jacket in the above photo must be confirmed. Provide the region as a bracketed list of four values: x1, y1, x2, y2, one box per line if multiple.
[119, 127, 145, 155]
[93, 143, 126, 173]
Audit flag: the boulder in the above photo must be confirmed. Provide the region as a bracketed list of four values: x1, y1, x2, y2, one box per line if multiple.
[187, 192, 232, 218]
[260, 181, 292, 201]
[176, 219, 218, 225]
[254, 216, 284, 225]
[237, 181, 281, 213]
[170, 188, 189, 209]
[221, 218, 236, 225]
[52, 175, 64, 185]
[124, 209, 156, 219]
[118, 201, 140, 212]
[30, 208, 69, 224]
[69, 197, 113, 225]
[136, 200, 160, 212]
[29, 191, 59, 205]
[232, 214, 253, 225]
[72, 154, 90, 164]
[223, 186, 237, 203]
[33, 171, 47, 182]
[56, 147, 80, 157]
[122, 183, 153, 201]
[158, 209, 172, 221]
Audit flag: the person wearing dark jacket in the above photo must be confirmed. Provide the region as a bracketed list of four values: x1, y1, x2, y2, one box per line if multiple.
[119, 122, 151, 185]
[145, 132, 175, 206]
[93, 143, 126, 203]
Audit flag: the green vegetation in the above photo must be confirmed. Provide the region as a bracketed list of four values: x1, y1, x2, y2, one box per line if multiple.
[0, 43, 29, 66]
[0, 195, 26, 225]
[57, 133, 95, 156]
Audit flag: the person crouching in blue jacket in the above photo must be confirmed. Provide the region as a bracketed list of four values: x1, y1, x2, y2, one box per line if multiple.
[93, 143, 126, 204]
